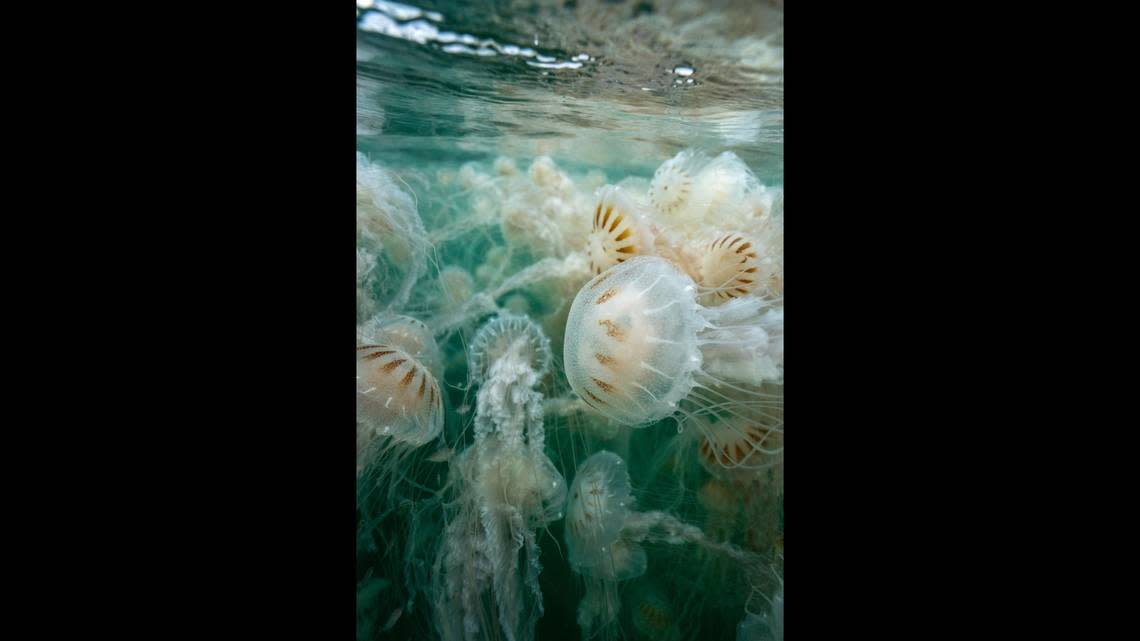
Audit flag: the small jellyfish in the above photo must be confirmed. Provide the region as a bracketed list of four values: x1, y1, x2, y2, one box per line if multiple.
[698, 477, 741, 541]
[528, 155, 574, 196]
[566, 451, 763, 637]
[493, 156, 519, 176]
[565, 451, 646, 581]
[586, 185, 657, 275]
[648, 149, 705, 216]
[356, 154, 430, 313]
[563, 256, 782, 474]
[356, 343, 443, 475]
[695, 414, 783, 479]
[438, 265, 476, 312]
[699, 232, 764, 304]
[627, 581, 680, 641]
[688, 152, 761, 223]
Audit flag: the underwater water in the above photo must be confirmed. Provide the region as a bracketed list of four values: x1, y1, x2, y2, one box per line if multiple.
[356, 2, 782, 640]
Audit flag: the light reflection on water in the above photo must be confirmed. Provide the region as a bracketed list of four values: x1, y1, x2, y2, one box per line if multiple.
[357, 0, 782, 182]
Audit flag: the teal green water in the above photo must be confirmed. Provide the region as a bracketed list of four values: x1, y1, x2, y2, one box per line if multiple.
[357, 3, 783, 640]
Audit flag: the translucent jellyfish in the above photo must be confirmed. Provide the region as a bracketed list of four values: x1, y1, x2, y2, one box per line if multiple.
[687, 152, 762, 227]
[565, 451, 647, 581]
[528, 155, 574, 196]
[563, 255, 783, 429]
[494, 156, 519, 176]
[628, 581, 680, 641]
[356, 153, 430, 313]
[433, 313, 564, 641]
[438, 265, 476, 314]
[585, 185, 657, 275]
[356, 343, 444, 476]
[648, 149, 706, 216]
[646, 150, 766, 236]
[695, 414, 783, 481]
[565, 451, 763, 637]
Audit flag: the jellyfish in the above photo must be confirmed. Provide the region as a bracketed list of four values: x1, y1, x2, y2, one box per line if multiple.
[494, 156, 519, 177]
[565, 451, 646, 581]
[563, 255, 782, 433]
[433, 313, 565, 641]
[564, 451, 646, 636]
[694, 413, 783, 483]
[698, 231, 767, 305]
[356, 342, 444, 483]
[565, 451, 764, 638]
[585, 185, 657, 275]
[359, 313, 443, 376]
[627, 581, 680, 641]
[357, 153, 430, 313]
[648, 149, 706, 217]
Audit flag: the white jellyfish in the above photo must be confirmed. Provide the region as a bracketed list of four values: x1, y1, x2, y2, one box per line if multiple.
[647, 150, 771, 238]
[563, 255, 782, 427]
[585, 185, 658, 275]
[698, 231, 767, 305]
[434, 313, 565, 641]
[648, 149, 706, 217]
[356, 342, 444, 486]
[565, 451, 647, 582]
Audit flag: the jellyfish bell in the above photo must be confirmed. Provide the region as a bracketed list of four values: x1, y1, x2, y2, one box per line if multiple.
[699, 232, 764, 305]
[695, 414, 783, 482]
[627, 581, 680, 641]
[564, 256, 782, 436]
[468, 312, 552, 383]
[648, 149, 706, 217]
[586, 185, 658, 276]
[359, 314, 443, 376]
[688, 152, 760, 223]
[493, 155, 519, 176]
[565, 452, 633, 565]
[356, 343, 444, 471]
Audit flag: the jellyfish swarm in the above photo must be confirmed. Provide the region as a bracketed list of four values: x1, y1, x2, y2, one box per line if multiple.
[563, 255, 782, 430]
[433, 313, 565, 641]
